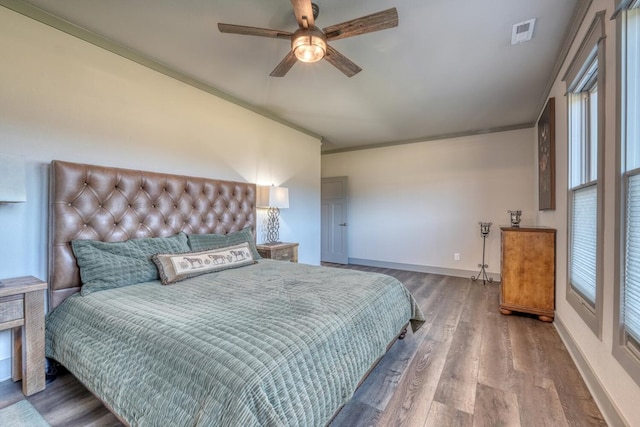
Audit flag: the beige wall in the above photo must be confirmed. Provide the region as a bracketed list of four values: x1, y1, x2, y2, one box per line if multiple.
[0, 7, 321, 380]
[535, 0, 640, 424]
[322, 128, 535, 278]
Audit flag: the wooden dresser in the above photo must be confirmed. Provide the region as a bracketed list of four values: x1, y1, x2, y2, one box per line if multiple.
[500, 227, 556, 322]
[256, 242, 299, 263]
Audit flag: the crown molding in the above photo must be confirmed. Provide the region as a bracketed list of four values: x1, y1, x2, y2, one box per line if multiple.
[321, 122, 534, 155]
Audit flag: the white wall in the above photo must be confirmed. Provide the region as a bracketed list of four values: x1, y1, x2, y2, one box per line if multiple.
[321, 128, 535, 278]
[535, 0, 640, 424]
[0, 7, 321, 380]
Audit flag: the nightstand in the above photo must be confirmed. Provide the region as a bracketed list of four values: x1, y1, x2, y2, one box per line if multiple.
[0, 276, 47, 396]
[256, 242, 299, 263]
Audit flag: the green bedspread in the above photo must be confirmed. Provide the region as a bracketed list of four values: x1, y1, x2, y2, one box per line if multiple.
[46, 260, 425, 426]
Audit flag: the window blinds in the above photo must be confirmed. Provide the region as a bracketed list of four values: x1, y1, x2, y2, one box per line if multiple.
[571, 185, 598, 304]
[614, 0, 640, 18]
[626, 175, 640, 342]
[624, 6, 640, 345]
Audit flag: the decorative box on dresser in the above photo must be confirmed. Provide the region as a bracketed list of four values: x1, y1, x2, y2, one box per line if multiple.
[256, 242, 299, 263]
[0, 276, 47, 395]
[500, 227, 556, 322]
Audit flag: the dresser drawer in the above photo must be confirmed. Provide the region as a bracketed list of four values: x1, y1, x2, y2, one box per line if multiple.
[0, 296, 24, 324]
[273, 247, 295, 261]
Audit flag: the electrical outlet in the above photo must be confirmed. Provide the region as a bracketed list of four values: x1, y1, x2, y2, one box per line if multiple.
[454, 253, 460, 261]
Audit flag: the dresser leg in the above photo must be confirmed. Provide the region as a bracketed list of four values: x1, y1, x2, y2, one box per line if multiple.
[499, 308, 512, 315]
[538, 315, 553, 323]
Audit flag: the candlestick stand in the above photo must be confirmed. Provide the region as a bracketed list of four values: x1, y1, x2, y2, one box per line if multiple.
[471, 222, 493, 285]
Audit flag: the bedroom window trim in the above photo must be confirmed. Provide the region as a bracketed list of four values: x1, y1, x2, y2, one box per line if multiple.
[614, 1, 640, 387]
[564, 11, 606, 338]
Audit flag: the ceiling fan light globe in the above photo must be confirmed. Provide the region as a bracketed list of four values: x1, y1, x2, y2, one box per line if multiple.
[292, 27, 327, 63]
[294, 43, 325, 63]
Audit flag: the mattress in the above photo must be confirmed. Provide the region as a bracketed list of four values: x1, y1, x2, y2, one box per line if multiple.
[45, 259, 425, 426]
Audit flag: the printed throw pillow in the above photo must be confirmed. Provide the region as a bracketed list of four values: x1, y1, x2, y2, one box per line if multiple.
[152, 242, 256, 285]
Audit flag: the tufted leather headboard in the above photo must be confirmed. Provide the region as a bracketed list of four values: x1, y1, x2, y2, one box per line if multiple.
[48, 160, 256, 309]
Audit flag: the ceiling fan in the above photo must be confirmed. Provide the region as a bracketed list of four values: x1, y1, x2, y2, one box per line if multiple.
[218, 0, 398, 77]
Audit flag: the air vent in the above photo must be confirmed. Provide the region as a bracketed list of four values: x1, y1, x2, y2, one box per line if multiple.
[511, 18, 536, 45]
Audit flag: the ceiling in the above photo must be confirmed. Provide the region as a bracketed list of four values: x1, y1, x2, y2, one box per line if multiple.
[11, 0, 580, 152]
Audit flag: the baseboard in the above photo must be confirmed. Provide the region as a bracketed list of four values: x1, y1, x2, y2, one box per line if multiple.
[347, 258, 501, 282]
[0, 356, 11, 382]
[554, 316, 628, 427]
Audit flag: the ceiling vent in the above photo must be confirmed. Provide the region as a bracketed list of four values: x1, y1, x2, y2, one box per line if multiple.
[511, 18, 536, 45]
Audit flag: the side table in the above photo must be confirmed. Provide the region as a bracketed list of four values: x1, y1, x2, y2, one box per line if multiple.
[256, 242, 299, 263]
[0, 276, 47, 395]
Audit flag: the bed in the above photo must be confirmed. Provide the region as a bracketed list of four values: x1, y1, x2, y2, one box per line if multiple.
[45, 160, 425, 426]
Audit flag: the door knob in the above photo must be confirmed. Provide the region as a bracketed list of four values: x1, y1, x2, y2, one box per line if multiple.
[339, 223, 348, 226]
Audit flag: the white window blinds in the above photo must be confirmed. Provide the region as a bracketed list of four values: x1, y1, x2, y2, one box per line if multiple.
[624, 6, 640, 345]
[572, 185, 598, 303]
[626, 174, 640, 342]
[626, 8, 639, 172]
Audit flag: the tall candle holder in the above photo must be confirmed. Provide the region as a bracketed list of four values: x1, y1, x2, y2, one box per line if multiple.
[508, 210, 522, 227]
[471, 221, 493, 285]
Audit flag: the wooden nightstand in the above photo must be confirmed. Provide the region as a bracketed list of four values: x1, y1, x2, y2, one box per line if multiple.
[0, 276, 47, 396]
[256, 242, 299, 263]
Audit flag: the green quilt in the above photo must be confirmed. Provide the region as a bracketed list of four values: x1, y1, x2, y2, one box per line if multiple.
[46, 260, 425, 426]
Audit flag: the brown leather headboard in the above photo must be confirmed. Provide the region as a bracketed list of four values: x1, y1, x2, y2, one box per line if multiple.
[48, 160, 256, 309]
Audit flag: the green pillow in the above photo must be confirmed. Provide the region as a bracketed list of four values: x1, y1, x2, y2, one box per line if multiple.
[72, 233, 190, 295]
[187, 227, 261, 260]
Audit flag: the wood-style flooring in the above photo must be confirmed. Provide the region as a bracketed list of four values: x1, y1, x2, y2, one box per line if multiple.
[0, 265, 607, 426]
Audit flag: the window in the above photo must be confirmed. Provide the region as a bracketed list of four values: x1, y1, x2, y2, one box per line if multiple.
[569, 63, 598, 304]
[616, 1, 640, 385]
[563, 12, 605, 336]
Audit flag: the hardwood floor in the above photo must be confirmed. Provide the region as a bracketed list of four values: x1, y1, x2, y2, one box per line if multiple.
[0, 265, 606, 426]
[329, 264, 606, 427]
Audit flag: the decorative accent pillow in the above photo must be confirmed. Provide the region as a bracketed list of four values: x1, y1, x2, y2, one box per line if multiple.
[187, 227, 261, 260]
[72, 233, 190, 295]
[152, 242, 256, 285]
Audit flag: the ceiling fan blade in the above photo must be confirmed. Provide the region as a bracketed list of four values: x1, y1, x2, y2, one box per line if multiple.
[290, 0, 315, 28]
[270, 51, 298, 77]
[323, 8, 398, 41]
[218, 23, 292, 39]
[324, 45, 362, 77]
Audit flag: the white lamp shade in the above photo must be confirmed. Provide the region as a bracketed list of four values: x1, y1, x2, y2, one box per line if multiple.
[257, 185, 289, 209]
[0, 155, 26, 203]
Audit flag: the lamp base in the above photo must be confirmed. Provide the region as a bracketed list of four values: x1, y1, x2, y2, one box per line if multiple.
[265, 207, 281, 243]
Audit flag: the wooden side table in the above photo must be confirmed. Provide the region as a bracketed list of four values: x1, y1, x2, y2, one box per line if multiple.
[0, 276, 47, 396]
[256, 242, 299, 263]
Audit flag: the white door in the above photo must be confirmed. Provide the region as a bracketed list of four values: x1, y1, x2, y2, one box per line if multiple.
[321, 177, 348, 264]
